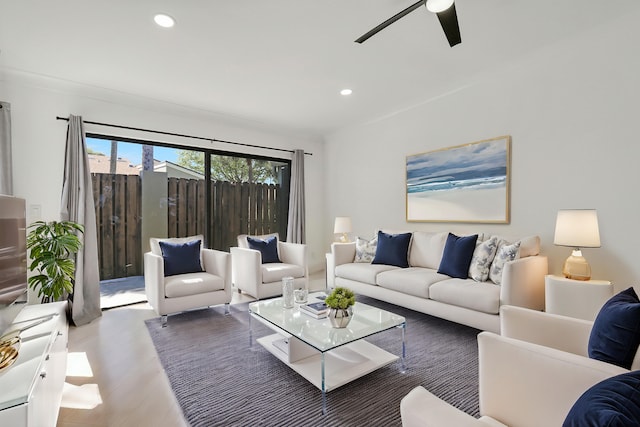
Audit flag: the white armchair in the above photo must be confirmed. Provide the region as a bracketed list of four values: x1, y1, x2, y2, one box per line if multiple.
[144, 235, 232, 327]
[401, 306, 639, 427]
[231, 233, 308, 299]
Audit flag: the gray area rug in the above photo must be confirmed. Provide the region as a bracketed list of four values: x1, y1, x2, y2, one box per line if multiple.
[145, 296, 480, 427]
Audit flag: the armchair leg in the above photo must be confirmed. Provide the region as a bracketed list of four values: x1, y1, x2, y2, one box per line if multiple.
[161, 315, 168, 328]
[224, 303, 230, 315]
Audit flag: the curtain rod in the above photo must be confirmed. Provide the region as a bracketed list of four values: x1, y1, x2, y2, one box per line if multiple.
[56, 116, 312, 156]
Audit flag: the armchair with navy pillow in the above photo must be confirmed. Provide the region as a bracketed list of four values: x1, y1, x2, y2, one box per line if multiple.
[144, 235, 232, 327]
[401, 287, 640, 426]
[231, 233, 308, 299]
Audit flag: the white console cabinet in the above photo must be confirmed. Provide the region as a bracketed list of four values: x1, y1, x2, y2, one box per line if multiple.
[0, 301, 68, 427]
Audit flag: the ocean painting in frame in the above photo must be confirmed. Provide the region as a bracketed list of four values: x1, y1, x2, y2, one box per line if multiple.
[406, 136, 511, 223]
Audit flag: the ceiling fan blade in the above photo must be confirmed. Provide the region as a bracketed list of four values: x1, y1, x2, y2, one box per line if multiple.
[355, 0, 426, 43]
[435, 2, 461, 47]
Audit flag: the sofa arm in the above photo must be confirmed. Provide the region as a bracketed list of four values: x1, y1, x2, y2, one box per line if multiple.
[331, 242, 356, 267]
[144, 252, 164, 310]
[278, 241, 308, 271]
[401, 386, 483, 427]
[499, 255, 548, 310]
[202, 248, 232, 293]
[500, 305, 592, 357]
[230, 247, 262, 296]
[478, 332, 627, 427]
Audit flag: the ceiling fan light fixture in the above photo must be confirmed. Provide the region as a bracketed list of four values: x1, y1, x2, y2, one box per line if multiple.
[426, 0, 454, 13]
[154, 13, 175, 28]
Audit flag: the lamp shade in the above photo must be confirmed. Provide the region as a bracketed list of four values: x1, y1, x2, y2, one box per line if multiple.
[554, 209, 601, 248]
[333, 217, 352, 234]
[426, 0, 455, 13]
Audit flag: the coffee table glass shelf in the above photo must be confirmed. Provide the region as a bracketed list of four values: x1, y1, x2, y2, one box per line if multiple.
[249, 292, 406, 414]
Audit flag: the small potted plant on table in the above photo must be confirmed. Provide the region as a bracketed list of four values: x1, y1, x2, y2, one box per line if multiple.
[325, 286, 356, 328]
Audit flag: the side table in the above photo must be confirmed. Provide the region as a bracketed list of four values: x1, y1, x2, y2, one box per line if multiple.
[545, 275, 613, 321]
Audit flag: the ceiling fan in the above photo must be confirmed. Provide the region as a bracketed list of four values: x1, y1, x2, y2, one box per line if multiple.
[355, 0, 461, 47]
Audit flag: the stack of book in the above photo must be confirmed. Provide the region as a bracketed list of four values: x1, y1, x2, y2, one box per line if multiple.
[300, 302, 329, 319]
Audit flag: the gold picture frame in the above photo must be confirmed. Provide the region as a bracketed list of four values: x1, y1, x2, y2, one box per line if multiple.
[406, 135, 511, 223]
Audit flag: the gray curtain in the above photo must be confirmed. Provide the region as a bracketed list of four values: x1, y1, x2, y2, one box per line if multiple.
[286, 149, 305, 243]
[61, 115, 101, 326]
[0, 102, 13, 195]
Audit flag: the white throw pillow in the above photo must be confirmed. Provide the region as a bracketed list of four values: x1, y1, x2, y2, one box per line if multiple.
[489, 241, 521, 285]
[468, 236, 499, 282]
[354, 236, 377, 263]
[408, 231, 448, 269]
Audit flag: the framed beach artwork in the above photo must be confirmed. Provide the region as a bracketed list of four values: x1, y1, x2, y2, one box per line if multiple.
[406, 135, 511, 223]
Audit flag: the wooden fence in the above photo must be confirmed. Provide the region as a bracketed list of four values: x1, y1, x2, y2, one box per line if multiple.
[92, 174, 287, 280]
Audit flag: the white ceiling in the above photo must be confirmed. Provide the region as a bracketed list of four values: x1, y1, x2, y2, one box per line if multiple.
[1, 1, 637, 137]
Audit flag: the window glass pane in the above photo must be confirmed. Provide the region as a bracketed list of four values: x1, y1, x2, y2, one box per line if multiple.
[87, 138, 206, 280]
[206, 154, 290, 251]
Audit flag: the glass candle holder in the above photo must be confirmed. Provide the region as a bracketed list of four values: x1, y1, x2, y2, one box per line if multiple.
[282, 276, 294, 308]
[294, 287, 308, 304]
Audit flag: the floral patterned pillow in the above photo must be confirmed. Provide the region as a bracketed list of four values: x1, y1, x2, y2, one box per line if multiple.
[489, 241, 521, 285]
[468, 236, 499, 282]
[354, 236, 377, 263]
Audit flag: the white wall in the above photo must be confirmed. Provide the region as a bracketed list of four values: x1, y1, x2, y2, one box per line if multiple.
[0, 72, 326, 273]
[325, 9, 640, 290]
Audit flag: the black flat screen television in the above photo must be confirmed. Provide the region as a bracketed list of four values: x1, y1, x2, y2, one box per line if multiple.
[0, 195, 28, 337]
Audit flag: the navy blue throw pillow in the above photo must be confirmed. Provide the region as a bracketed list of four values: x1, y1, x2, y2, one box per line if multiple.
[437, 233, 478, 279]
[588, 287, 640, 369]
[159, 239, 203, 277]
[247, 235, 281, 264]
[563, 370, 640, 427]
[371, 231, 412, 268]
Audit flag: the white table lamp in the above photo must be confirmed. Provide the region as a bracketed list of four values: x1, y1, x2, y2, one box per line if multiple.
[554, 209, 601, 281]
[334, 217, 352, 243]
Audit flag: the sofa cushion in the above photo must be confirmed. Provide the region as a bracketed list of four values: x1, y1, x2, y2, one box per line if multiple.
[355, 235, 377, 263]
[335, 263, 398, 285]
[247, 235, 281, 264]
[408, 231, 447, 269]
[563, 371, 640, 427]
[164, 271, 224, 298]
[159, 239, 203, 276]
[469, 236, 499, 282]
[261, 263, 305, 283]
[437, 233, 478, 279]
[588, 287, 640, 369]
[377, 268, 450, 299]
[150, 234, 204, 256]
[237, 233, 279, 249]
[372, 231, 412, 268]
[488, 241, 521, 285]
[429, 278, 501, 314]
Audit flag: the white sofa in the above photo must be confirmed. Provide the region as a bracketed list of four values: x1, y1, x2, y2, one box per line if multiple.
[400, 305, 640, 426]
[327, 231, 548, 333]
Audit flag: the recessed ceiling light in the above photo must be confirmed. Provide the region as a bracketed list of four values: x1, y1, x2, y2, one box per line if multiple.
[340, 89, 353, 96]
[154, 14, 175, 28]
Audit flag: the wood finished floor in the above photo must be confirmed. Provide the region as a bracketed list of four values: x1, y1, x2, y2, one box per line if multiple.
[57, 275, 325, 427]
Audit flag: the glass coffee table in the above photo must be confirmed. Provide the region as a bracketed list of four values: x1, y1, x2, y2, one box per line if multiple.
[249, 293, 406, 414]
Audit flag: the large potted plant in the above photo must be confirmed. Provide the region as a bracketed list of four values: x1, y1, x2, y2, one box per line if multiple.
[325, 286, 356, 328]
[27, 220, 84, 303]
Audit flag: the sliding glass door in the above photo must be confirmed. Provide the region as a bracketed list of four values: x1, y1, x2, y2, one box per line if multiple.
[86, 136, 290, 284]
